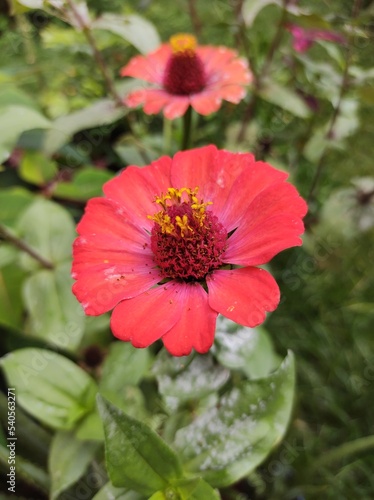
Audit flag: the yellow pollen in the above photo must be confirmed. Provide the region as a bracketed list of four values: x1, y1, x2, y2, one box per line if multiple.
[148, 186, 213, 237]
[169, 33, 197, 55]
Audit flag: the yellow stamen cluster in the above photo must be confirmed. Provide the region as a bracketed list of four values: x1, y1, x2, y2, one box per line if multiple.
[169, 34, 197, 55]
[148, 187, 212, 238]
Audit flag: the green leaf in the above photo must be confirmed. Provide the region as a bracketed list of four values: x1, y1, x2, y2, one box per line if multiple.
[213, 317, 281, 379]
[49, 430, 99, 500]
[100, 342, 150, 393]
[0, 348, 97, 430]
[52, 167, 113, 201]
[174, 352, 296, 487]
[92, 483, 145, 500]
[43, 99, 127, 155]
[19, 151, 58, 186]
[75, 409, 104, 441]
[16, 197, 76, 268]
[259, 80, 311, 118]
[0, 260, 26, 329]
[0, 87, 40, 110]
[0, 105, 50, 163]
[92, 13, 161, 54]
[175, 478, 220, 500]
[153, 352, 230, 411]
[97, 395, 183, 495]
[22, 262, 85, 350]
[0, 188, 33, 228]
[242, 0, 281, 27]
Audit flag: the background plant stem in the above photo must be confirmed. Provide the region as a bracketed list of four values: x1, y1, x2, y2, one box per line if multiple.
[0, 224, 54, 270]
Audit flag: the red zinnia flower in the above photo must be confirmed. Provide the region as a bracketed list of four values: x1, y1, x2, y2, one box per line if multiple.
[287, 24, 346, 53]
[72, 145, 307, 356]
[120, 33, 252, 119]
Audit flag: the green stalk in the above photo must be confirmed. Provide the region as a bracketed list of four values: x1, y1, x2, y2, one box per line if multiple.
[311, 435, 374, 470]
[181, 106, 193, 150]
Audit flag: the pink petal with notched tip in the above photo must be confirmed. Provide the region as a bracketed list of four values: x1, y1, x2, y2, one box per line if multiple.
[103, 156, 172, 231]
[207, 267, 280, 327]
[161, 282, 218, 356]
[120, 44, 170, 84]
[110, 281, 186, 348]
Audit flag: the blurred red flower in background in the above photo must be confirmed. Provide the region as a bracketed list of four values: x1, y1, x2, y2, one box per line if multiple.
[72, 146, 307, 356]
[287, 24, 346, 52]
[120, 33, 252, 119]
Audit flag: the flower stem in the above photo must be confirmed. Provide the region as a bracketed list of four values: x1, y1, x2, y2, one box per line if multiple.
[307, 0, 362, 204]
[311, 435, 374, 470]
[65, 0, 123, 107]
[163, 116, 173, 155]
[0, 224, 54, 270]
[181, 106, 193, 150]
[236, 0, 289, 143]
[187, 0, 203, 38]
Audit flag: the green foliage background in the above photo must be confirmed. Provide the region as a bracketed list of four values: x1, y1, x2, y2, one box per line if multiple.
[0, 0, 373, 499]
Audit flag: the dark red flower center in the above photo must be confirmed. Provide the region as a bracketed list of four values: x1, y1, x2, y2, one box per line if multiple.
[162, 34, 206, 96]
[148, 187, 227, 281]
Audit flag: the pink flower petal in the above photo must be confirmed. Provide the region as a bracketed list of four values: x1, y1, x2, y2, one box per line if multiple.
[190, 90, 222, 115]
[161, 283, 217, 356]
[110, 282, 185, 348]
[207, 267, 280, 327]
[223, 180, 307, 265]
[72, 264, 160, 316]
[120, 44, 170, 84]
[224, 214, 305, 266]
[163, 97, 190, 119]
[76, 198, 148, 245]
[171, 146, 253, 221]
[103, 156, 172, 230]
[142, 89, 174, 115]
[219, 161, 289, 232]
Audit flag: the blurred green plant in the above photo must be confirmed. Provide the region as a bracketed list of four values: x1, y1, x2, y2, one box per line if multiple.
[0, 0, 373, 498]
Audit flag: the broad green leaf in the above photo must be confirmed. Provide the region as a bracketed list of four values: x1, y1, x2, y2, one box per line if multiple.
[0, 261, 26, 329]
[100, 342, 150, 393]
[318, 179, 374, 237]
[22, 262, 85, 350]
[153, 352, 230, 411]
[92, 483, 145, 500]
[43, 99, 127, 155]
[148, 478, 220, 500]
[75, 409, 104, 441]
[19, 151, 58, 186]
[0, 87, 39, 110]
[175, 478, 220, 500]
[97, 395, 183, 495]
[0, 188, 33, 228]
[52, 167, 113, 201]
[0, 348, 97, 430]
[242, 0, 281, 27]
[92, 13, 161, 54]
[259, 80, 311, 118]
[17, 197, 76, 268]
[303, 128, 331, 163]
[174, 352, 296, 487]
[49, 430, 99, 500]
[0, 105, 50, 163]
[214, 317, 281, 379]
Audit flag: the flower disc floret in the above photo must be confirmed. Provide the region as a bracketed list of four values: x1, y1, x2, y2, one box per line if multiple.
[162, 34, 206, 95]
[149, 187, 227, 280]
